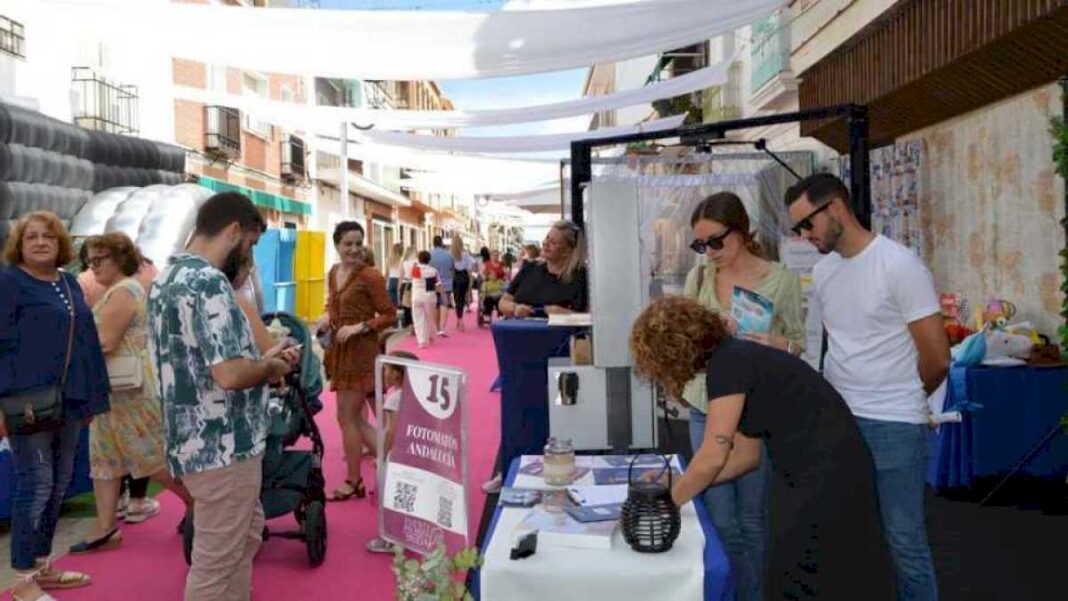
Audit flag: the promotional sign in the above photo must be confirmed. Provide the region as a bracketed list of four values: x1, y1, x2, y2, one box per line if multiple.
[376, 357, 469, 555]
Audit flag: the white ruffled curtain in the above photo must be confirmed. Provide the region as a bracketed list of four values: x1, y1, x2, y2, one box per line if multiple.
[41, 0, 781, 79]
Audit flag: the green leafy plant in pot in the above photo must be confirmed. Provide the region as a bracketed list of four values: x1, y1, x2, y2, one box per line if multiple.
[393, 542, 481, 601]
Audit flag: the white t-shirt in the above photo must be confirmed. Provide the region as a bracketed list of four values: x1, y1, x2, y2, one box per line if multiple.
[811, 235, 940, 424]
[383, 386, 402, 412]
[407, 262, 439, 300]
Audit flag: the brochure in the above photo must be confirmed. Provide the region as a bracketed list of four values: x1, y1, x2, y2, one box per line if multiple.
[498, 487, 542, 508]
[731, 286, 775, 334]
[592, 466, 680, 486]
[514, 507, 618, 550]
[564, 503, 623, 523]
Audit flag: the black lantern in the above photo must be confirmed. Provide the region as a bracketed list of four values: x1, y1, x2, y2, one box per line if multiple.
[620, 454, 681, 553]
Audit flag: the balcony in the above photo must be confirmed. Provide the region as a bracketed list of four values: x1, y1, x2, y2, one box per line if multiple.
[204, 105, 241, 159]
[0, 15, 23, 59]
[749, 10, 800, 111]
[281, 134, 305, 183]
[646, 42, 709, 84]
[71, 67, 139, 135]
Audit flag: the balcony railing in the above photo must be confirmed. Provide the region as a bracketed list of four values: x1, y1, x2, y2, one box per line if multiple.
[750, 11, 790, 93]
[0, 16, 24, 59]
[71, 67, 139, 135]
[204, 105, 241, 158]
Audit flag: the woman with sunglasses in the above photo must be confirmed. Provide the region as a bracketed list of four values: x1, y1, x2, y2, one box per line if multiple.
[681, 192, 804, 601]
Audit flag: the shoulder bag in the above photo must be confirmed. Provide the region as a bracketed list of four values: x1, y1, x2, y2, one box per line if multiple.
[1, 275, 75, 433]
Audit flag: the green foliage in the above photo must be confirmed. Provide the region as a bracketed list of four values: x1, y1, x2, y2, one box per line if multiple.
[393, 543, 482, 601]
[651, 95, 703, 125]
[1050, 115, 1068, 429]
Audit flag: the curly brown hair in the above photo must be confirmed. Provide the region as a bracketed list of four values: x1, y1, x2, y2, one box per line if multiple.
[629, 296, 728, 398]
[3, 211, 74, 268]
[85, 232, 142, 276]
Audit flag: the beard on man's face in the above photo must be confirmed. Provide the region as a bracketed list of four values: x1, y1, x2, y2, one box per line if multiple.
[222, 243, 249, 284]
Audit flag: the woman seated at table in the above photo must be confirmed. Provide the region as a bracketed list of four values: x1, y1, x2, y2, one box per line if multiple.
[629, 296, 894, 600]
[497, 220, 588, 317]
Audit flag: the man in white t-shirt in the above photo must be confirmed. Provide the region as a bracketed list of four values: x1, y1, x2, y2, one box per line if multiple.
[786, 174, 949, 601]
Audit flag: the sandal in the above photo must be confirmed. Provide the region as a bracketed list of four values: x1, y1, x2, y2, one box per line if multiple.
[34, 558, 92, 590]
[329, 479, 366, 501]
[11, 570, 57, 601]
[365, 536, 399, 554]
[69, 527, 122, 554]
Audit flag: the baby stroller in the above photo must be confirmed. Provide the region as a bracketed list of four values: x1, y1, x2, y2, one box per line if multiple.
[477, 278, 505, 327]
[182, 312, 328, 567]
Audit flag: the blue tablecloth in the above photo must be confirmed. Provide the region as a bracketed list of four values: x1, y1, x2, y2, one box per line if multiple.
[472, 456, 734, 601]
[927, 365, 1068, 489]
[0, 426, 94, 520]
[491, 320, 574, 471]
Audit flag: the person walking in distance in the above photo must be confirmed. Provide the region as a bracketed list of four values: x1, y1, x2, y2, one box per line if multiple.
[147, 192, 298, 601]
[428, 235, 455, 337]
[786, 174, 949, 601]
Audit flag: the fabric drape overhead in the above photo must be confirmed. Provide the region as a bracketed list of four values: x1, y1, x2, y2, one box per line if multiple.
[359, 114, 684, 153]
[170, 59, 729, 131]
[320, 139, 561, 181]
[42, 0, 781, 80]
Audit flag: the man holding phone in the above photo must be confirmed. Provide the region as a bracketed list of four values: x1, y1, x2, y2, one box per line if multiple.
[148, 192, 300, 601]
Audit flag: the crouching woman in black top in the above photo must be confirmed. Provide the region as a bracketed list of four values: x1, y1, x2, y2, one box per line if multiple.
[630, 296, 894, 600]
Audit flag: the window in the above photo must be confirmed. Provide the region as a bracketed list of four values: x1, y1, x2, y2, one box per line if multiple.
[0, 16, 25, 59]
[372, 220, 395, 276]
[71, 67, 139, 135]
[210, 66, 228, 92]
[242, 72, 271, 138]
[281, 85, 294, 104]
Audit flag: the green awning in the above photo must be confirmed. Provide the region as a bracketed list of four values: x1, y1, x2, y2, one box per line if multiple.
[198, 176, 312, 217]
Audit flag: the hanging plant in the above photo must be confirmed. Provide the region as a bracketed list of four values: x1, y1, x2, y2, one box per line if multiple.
[1049, 116, 1068, 360]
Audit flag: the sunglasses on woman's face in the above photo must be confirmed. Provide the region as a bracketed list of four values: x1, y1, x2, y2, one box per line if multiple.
[689, 228, 733, 254]
[791, 202, 832, 235]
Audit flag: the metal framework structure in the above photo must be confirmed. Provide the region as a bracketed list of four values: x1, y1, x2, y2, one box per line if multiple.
[71, 67, 140, 135]
[569, 104, 872, 229]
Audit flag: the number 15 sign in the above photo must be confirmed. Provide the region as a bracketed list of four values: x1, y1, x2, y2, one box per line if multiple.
[375, 356, 469, 556]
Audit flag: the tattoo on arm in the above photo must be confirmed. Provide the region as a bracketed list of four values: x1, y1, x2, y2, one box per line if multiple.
[713, 434, 734, 449]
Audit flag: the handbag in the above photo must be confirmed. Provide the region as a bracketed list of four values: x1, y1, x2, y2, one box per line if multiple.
[1, 275, 75, 434]
[107, 355, 144, 392]
[401, 282, 412, 308]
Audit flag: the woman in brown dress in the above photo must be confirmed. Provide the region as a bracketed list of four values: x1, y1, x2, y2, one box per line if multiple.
[318, 223, 396, 500]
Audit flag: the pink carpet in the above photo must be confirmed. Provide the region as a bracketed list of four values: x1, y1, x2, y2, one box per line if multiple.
[54, 311, 500, 601]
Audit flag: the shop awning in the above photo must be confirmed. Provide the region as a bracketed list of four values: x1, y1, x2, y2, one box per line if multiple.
[198, 176, 312, 217]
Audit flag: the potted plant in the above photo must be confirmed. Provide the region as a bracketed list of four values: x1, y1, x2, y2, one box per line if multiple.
[393, 543, 481, 601]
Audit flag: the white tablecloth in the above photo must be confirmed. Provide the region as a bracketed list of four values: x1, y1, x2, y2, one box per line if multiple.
[479, 455, 705, 601]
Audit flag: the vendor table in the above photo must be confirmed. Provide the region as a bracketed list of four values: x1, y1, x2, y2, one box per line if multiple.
[927, 365, 1068, 489]
[473, 455, 733, 601]
[491, 320, 575, 472]
[0, 426, 93, 520]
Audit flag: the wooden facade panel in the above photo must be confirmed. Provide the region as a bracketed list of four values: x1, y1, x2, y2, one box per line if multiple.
[801, 0, 1068, 150]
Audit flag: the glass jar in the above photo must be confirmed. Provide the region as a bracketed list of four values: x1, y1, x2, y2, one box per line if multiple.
[542, 437, 576, 486]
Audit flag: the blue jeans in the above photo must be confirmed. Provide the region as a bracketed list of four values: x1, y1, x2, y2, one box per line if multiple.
[855, 417, 938, 601]
[689, 410, 769, 601]
[8, 419, 83, 570]
[387, 277, 400, 307]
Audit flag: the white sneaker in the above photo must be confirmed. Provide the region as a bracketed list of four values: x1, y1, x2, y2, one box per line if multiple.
[481, 474, 503, 494]
[124, 497, 161, 524]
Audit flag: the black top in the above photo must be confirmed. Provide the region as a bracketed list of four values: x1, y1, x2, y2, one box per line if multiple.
[704, 337, 867, 487]
[507, 262, 588, 312]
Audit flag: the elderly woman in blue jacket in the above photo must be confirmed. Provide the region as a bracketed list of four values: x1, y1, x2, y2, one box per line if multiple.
[0, 212, 110, 601]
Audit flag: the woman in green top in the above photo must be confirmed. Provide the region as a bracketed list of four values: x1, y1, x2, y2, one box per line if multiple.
[681, 192, 804, 601]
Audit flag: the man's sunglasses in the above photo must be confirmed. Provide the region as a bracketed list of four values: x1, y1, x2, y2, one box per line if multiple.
[791, 203, 832, 235]
[689, 228, 733, 254]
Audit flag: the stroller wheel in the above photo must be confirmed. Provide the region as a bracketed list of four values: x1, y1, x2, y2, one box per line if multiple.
[304, 501, 327, 567]
[182, 510, 195, 566]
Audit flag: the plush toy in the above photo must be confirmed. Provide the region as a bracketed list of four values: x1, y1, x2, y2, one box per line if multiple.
[981, 298, 1018, 331]
[953, 327, 1034, 367]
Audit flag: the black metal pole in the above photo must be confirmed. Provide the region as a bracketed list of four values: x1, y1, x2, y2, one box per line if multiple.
[847, 106, 871, 229]
[570, 141, 591, 228]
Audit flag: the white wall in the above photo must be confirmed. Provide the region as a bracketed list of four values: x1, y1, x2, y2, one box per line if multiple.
[612, 55, 659, 127]
[2, 0, 175, 143]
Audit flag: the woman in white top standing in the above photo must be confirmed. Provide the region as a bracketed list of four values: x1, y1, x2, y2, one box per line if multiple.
[408, 250, 440, 348]
[449, 237, 475, 332]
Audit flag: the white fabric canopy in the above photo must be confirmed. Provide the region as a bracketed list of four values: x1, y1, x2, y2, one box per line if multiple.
[42, 0, 780, 80]
[361, 114, 684, 152]
[171, 59, 729, 130]
[322, 139, 561, 180]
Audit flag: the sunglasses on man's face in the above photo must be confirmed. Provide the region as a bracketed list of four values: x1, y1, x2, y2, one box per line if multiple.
[791, 202, 832, 236]
[689, 228, 733, 254]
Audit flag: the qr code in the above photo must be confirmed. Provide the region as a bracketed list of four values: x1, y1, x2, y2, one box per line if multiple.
[394, 481, 417, 513]
[437, 496, 453, 529]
